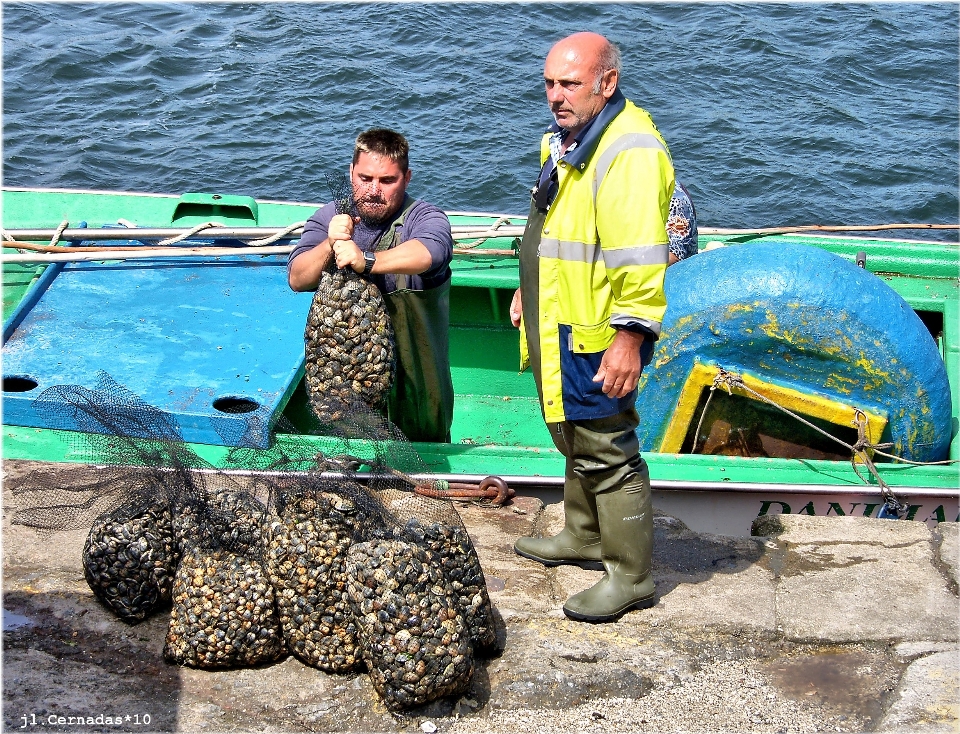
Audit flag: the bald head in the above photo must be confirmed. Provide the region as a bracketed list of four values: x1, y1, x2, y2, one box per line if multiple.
[543, 32, 621, 134]
[548, 32, 621, 92]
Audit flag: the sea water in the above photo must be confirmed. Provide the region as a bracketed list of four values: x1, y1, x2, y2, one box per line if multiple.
[3, 2, 958, 239]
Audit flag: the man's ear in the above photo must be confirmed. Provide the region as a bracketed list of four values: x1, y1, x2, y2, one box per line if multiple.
[601, 69, 619, 100]
[404, 168, 413, 186]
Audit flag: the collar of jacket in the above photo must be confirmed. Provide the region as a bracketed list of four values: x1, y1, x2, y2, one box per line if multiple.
[546, 87, 627, 169]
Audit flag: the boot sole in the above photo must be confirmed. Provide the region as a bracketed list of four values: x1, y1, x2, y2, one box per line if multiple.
[562, 594, 656, 623]
[513, 547, 604, 572]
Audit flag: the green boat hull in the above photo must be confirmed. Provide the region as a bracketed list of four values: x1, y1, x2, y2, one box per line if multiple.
[3, 187, 957, 534]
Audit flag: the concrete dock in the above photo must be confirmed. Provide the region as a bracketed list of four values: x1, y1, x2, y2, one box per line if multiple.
[3, 459, 957, 733]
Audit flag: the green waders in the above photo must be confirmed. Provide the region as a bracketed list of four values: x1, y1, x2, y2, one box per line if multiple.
[375, 202, 455, 444]
[513, 198, 602, 569]
[512, 198, 656, 621]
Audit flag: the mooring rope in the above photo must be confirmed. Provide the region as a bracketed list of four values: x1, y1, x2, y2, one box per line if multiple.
[694, 368, 959, 518]
[157, 221, 226, 246]
[454, 216, 515, 249]
[245, 221, 306, 246]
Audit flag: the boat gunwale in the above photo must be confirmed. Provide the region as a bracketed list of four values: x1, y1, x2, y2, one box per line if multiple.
[4, 186, 958, 249]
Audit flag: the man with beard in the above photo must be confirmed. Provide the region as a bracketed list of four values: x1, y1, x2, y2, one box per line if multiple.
[288, 128, 455, 443]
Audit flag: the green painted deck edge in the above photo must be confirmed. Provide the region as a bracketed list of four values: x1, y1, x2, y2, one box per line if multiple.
[4, 188, 957, 476]
[5, 425, 957, 490]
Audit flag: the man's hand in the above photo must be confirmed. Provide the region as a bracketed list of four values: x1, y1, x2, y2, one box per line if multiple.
[593, 329, 645, 398]
[328, 213, 357, 243]
[510, 288, 522, 327]
[332, 239, 365, 273]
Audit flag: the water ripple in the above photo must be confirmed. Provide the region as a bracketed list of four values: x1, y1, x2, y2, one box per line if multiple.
[2, 2, 957, 238]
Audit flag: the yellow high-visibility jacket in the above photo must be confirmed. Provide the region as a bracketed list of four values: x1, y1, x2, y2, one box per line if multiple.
[520, 97, 675, 424]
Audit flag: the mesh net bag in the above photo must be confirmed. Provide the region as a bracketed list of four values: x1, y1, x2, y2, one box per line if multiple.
[264, 481, 363, 672]
[303, 175, 395, 419]
[82, 498, 177, 624]
[398, 513, 497, 653]
[305, 268, 395, 418]
[163, 483, 286, 669]
[164, 543, 285, 668]
[346, 538, 473, 710]
[9, 371, 499, 706]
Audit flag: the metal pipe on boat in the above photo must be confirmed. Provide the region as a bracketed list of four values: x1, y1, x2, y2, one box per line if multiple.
[2, 245, 517, 264]
[148, 465, 957, 498]
[4, 223, 954, 247]
[1, 246, 295, 263]
[2, 225, 527, 242]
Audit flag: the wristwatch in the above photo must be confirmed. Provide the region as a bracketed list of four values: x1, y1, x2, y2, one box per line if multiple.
[362, 251, 376, 275]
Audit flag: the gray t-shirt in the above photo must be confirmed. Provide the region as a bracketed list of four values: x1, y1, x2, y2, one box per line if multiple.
[287, 195, 453, 293]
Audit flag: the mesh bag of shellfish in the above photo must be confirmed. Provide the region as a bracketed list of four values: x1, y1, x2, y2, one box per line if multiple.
[305, 265, 395, 421]
[164, 483, 286, 669]
[82, 498, 178, 624]
[397, 512, 497, 654]
[346, 538, 474, 710]
[304, 173, 395, 421]
[9, 375, 206, 624]
[263, 479, 366, 673]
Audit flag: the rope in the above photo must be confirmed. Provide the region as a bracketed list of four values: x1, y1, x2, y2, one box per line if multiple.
[157, 221, 226, 246]
[244, 221, 306, 246]
[3, 220, 70, 252]
[694, 368, 959, 518]
[48, 220, 69, 247]
[454, 216, 514, 249]
[692, 382, 720, 454]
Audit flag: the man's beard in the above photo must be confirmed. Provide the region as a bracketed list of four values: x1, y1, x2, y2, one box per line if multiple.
[355, 196, 395, 226]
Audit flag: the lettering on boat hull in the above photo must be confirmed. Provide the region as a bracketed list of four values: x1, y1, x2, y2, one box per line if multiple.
[756, 499, 959, 527]
[651, 490, 959, 538]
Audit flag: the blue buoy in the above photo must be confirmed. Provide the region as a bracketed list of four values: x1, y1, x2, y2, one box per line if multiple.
[637, 243, 952, 463]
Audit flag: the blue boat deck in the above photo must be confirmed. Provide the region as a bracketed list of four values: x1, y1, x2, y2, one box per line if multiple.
[2, 249, 313, 447]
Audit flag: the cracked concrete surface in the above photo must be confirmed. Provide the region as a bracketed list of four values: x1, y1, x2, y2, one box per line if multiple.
[3, 460, 957, 733]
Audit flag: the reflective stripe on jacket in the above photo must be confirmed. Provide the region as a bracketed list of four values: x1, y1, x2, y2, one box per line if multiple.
[520, 99, 675, 424]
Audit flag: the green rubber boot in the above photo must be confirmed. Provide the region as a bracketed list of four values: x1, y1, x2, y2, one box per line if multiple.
[562, 464, 655, 622]
[514, 474, 603, 571]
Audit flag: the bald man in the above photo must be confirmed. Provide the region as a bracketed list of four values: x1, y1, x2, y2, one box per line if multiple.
[511, 32, 674, 623]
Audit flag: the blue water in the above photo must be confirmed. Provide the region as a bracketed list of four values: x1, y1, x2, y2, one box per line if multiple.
[3, 3, 958, 239]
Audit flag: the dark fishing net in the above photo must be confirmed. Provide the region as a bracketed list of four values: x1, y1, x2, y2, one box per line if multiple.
[9, 370, 497, 706]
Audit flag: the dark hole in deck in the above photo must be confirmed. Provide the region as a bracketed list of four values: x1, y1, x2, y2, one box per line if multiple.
[916, 309, 944, 342]
[3, 376, 39, 393]
[681, 389, 861, 461]
[212, 396, 261, 414]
